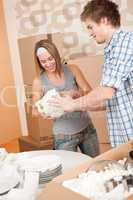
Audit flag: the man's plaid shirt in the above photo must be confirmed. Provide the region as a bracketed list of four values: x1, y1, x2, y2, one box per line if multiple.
[101, 28, 133, 147]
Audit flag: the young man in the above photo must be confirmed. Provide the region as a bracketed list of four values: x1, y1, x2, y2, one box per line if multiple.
[50, 0, 133, 147]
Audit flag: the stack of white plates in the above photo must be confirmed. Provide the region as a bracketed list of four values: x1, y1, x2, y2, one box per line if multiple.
[17, 155, 62, 185]
[39, 164, 62, 185]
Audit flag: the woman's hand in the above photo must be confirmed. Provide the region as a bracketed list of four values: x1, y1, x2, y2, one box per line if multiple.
[60, 90, 82, 99]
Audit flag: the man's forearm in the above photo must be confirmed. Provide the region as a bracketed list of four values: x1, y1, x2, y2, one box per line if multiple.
[87, 103, 106, 111]
[73, 86, 115, 111]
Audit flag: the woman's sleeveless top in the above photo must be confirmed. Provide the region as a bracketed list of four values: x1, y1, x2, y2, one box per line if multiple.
[40, 64, 89, 135]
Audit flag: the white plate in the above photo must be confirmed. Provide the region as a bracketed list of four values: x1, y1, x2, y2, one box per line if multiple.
[17, 155, 62, 172]
[0, 165, 20, 194]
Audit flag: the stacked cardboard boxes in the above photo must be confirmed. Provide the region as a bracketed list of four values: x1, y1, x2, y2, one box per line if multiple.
[19, 103, 54, 151]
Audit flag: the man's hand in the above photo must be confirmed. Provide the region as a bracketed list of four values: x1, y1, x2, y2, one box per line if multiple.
[48, 95, 77, 113]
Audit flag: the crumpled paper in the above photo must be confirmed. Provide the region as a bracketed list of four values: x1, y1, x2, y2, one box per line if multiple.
[35, 88, 64, 118]
[94, 184, 125, 200]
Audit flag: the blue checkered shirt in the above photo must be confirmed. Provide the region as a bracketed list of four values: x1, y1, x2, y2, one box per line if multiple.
[101, 28, 133, 147]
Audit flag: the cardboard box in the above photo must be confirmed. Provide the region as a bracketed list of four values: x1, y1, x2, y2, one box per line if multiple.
[19, 136, 54, 152]
[25, 102, 54, 143]
[38, 140, 133, 200]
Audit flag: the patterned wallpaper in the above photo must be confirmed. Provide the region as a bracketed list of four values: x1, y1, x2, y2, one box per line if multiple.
[14, 0, 133, 57]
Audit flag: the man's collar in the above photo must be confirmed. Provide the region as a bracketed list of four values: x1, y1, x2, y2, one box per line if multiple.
[104, 27, 122, 53]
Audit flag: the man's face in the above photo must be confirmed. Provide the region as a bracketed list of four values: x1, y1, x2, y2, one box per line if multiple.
[84, 17, 109, 44]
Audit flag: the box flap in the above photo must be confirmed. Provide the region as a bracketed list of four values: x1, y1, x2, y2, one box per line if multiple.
[38, 182, 90, 200]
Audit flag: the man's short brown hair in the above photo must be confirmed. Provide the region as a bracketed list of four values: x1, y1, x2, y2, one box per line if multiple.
[80, 0, 120, 27]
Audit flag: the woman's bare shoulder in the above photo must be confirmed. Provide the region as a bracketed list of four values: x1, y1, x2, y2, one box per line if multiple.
[67, 63, 79, 74]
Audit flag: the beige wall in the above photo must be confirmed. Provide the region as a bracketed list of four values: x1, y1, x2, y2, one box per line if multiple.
[14, 0, 133, 55]
[0, 1, 21, 145]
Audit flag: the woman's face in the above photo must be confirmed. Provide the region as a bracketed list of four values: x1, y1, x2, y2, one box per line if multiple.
[37, 50, 56, 73]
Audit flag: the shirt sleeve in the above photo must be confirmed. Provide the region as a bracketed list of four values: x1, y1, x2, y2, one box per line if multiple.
[101, 33, 133, 89]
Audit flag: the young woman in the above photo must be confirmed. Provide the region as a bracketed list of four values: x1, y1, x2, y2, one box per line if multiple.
[32, 39, 99, 157]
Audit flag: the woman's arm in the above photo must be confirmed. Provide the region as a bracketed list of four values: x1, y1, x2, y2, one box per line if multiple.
[68, 64, 92, 97]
